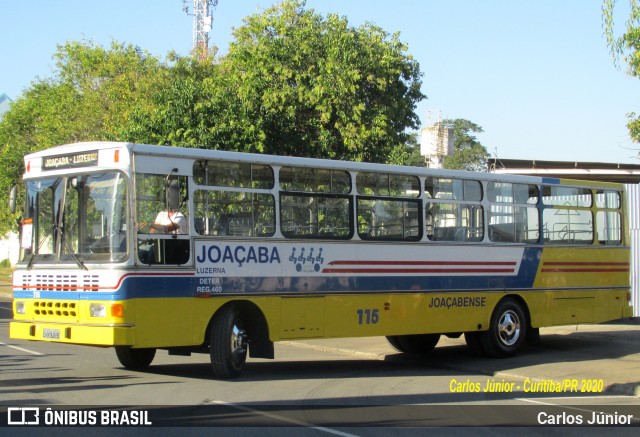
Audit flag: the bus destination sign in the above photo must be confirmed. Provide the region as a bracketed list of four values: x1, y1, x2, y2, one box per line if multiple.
[43, 151, 99, 170]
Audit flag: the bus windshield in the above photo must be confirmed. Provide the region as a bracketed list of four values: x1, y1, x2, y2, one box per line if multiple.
[20, 172, 128, 265]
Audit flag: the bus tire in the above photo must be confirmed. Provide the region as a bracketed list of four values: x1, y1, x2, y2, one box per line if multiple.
[210, 305, 247, 379]
[386, 334, 440, 354]
[115, 346, 156, 370]
[480, 298, 528, 358]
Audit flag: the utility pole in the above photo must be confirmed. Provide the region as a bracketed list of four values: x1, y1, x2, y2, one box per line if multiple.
[183, 0, 217, 60]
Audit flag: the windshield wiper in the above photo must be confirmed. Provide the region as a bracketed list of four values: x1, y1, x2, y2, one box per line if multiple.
[59, 226, 88, 271]
[27, 223, 54, 270]
[25, 253, 36, 270]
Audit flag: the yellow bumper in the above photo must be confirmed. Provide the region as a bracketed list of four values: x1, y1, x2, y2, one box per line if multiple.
[10, 321, 134, 346]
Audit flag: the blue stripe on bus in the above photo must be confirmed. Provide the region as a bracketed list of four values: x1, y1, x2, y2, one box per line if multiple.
[14, 247, 543, 300]
[542, 177, 561, 185]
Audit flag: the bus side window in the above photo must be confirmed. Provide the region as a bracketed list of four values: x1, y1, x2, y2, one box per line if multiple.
[164, 239, 190, 264]
[426, 202, 483, 242]
[138, 238, 190, 265]
[357, 198, 421, 241]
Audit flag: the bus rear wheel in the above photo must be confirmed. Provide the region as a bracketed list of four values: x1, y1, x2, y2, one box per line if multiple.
[115, 346, 156, 370]
[480, 298, 528, 358]
[386, 334, 441, 354]
[210, 305, 248, 379]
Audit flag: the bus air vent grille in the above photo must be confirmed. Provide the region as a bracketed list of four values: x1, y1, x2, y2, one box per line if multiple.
[21, 274, 101, 292]
[33, 300, 78, 318]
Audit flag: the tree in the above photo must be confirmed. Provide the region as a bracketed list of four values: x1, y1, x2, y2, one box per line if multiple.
[393, 131, 426, 167]
[441, 119, 488, 172]
[603, 0, 640, 63]
[218, 0, 425, 162]
[603, 0, 640, 142]
[116, 0, 426, 160]
[117, 53, 224, 148]
[45, 40, 166, 142]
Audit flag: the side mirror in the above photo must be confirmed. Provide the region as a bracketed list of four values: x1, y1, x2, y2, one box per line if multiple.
[9, 185, 17, 214]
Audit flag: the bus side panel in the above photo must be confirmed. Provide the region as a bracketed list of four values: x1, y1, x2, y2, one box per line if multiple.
[533, 247, 630, 289]
[530, 246, 631, 327]
[279, 297, 325, 339]
[322, 293, 500, 338]
[127, 297, 195, 348]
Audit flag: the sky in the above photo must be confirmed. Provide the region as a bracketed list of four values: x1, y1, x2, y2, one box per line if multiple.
[1, 0, 639, 164]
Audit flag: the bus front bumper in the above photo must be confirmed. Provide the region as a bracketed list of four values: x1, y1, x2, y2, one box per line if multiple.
[9, 321, 134, 346]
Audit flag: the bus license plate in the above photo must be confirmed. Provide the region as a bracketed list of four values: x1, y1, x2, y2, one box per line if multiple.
[43, 328, 60, 339]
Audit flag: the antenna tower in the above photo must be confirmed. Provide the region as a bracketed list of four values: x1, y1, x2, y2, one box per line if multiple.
[183, 0, 217, 59]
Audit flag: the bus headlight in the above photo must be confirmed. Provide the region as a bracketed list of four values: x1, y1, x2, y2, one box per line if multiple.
[15, 301, 25, 315]
[90, 303, 106, 318]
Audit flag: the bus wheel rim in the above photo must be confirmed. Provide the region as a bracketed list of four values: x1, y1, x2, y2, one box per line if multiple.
[230, 323, 247, 360]
[497, 310, 520, 346]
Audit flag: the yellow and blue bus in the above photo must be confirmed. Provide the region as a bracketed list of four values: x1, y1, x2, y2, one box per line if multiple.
[10, 142, 634, 378]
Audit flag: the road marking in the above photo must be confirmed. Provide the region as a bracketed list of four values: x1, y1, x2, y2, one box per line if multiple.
[209, 400, 359, 437]
[517, 398, 591, 411]
[0, 342, 44, 355]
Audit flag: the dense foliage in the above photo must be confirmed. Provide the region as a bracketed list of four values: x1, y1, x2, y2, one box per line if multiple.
[441, 119, 489, 172]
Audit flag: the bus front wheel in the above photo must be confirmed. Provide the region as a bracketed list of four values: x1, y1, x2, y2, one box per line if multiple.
[386, 334, 441, 354]
[480, 298, 528, 358]
[210, 305, 248, 379]
[115, 346, 156, 370]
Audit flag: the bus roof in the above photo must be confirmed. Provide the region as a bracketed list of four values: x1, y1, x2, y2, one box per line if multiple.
[24, 141, 624, 189]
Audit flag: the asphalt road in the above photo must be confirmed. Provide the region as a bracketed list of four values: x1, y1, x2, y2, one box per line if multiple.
[1, 296, 639, 435]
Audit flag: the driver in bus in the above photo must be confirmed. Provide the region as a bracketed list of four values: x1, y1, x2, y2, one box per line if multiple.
[150, 208, 187, 234]
[149, 178, 188, 235]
